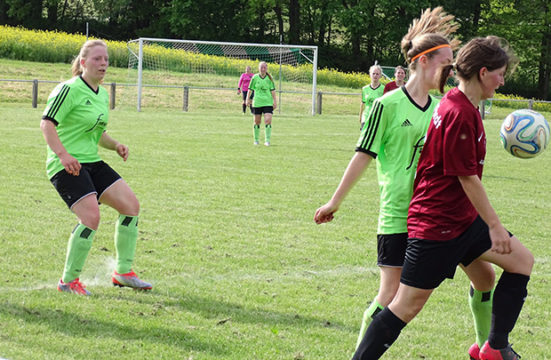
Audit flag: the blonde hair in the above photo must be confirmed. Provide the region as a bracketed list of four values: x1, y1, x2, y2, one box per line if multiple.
[369, 64, 382, 76]
[258, 61, 275, 84]
[400, 7, 460, 71]
[71, 40, 108, 77]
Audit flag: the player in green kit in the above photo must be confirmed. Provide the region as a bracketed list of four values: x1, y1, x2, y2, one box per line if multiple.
[246, 61, 277, 146]
[359, 65, 384, 130]
[315, 8, 495, 359]
[40, 40, 151, 296]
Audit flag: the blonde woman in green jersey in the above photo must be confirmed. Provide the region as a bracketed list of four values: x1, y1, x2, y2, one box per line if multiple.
[40, 40, 152, 296]
[246, 61, 277, 146]
[315, 8, 495, 359]
[359, 65, 384, 130]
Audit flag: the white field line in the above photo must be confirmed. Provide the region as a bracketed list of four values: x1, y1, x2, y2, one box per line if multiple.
[0, 264, 376, 293]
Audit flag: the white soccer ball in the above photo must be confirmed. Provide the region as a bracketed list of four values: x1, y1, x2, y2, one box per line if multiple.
[500, 109, 550, 159]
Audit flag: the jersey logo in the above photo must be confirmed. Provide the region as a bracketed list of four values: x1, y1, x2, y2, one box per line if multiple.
[401, 119, 413, 127]
[85, 113, 106, 132]
[433, 103, 442, 129]
[406, 135, 425, 170]
[85, 99, 92, 105]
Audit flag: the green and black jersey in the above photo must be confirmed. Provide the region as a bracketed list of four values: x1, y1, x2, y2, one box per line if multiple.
[248, 74, 275, 108]
[361, 84, 384, 122]
[42, 76, 110, 179]
[356, 86, 438, 234]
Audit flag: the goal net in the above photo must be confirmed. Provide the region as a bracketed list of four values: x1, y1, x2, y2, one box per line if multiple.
[126, 38, 318, 115]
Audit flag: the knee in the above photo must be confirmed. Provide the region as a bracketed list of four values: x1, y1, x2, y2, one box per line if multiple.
[81, 210, 100, 230]
[521, 249, 534, 275]
[125, 196, 140, 217]
[471, 264, 496, 290]
[377, 290, 397, 307]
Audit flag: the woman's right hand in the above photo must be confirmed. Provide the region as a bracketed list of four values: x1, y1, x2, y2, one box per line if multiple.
[59, 152, 81, 176]
[314, 202, 338, 224]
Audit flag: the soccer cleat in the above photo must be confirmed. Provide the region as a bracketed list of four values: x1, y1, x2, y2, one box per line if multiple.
[112, 270, 152, 290]
[57, 278, 91, 296]
[264, 142, 270, 146]
[253, 141, 259, 145]
[469, 343, 481, 360]
[479, 341, 521, 360]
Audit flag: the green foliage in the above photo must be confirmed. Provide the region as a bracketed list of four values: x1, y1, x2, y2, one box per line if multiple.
[0, 25, 376, 89]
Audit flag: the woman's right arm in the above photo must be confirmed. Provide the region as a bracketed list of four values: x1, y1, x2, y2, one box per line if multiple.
[314, 151, 373, 224]
[40, 119, 81, 176]
[359, 102, 365, 123]
[237, 74, 243, 94]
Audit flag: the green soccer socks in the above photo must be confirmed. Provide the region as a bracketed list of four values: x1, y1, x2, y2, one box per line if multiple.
[62, 223, 95, 283]
[356, 297, 385, 349]
[265, 124, 272, 143]
[469, 285, 494, 347]
[114, 215, 139, 274]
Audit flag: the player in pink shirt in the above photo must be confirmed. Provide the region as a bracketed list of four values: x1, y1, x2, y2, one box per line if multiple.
[237, 66, 254, 114]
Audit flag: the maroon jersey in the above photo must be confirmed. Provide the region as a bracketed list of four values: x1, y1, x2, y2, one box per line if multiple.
[408, 88, 486, 241]
[384, 81, 399, 94]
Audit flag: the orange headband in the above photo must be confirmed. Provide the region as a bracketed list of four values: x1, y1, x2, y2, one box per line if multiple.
[411, 44, 451, 63]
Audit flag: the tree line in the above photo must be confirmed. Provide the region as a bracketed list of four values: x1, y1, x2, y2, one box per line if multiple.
[1, 0, 549, 99]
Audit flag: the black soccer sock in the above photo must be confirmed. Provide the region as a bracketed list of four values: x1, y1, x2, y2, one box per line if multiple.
[242, 103, 246, 113]
[353, 307, 406, 360]
[488, 272, 529, 349]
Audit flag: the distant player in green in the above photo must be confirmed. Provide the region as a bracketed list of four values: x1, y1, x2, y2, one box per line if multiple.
[246, 61, 277, 146]
[359, 65, 384, 130]
[40, 40, 152, 296]
[315, 8, 495, 359]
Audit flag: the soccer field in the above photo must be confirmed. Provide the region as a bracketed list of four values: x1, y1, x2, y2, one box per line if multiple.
[0, 104, 550, 359]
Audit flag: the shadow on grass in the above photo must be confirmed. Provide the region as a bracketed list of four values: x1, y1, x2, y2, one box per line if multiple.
[0, 301, 223, 355]
[100, 290, 354, 333]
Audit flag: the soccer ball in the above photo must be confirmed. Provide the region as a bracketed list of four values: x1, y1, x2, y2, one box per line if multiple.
[500, 109, 550, 159]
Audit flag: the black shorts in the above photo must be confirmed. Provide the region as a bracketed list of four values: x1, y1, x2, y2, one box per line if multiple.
[252, 106, 273, 115]
[400, 216, 496, 289]
[242, 91, 254, 101]
[377, 233, 407, 267]
[50, 161, 122, 209]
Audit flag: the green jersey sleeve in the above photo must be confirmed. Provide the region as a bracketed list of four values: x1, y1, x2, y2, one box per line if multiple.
[43, 84, 73, 125]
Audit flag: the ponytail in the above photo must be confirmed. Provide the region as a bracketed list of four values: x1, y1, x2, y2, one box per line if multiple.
[266, 72, 275, 85]
[71, 39, 108, 77]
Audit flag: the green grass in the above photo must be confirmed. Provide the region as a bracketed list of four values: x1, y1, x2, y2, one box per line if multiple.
[1, 61, 551, 359]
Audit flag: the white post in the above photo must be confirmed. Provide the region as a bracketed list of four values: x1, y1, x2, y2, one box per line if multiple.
[137, 39, 144, 112]
[312, 46, 318, 116]
[278, 35, 283, 114]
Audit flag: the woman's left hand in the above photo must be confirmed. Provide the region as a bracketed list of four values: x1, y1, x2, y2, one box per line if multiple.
[116, 143, 129, 161]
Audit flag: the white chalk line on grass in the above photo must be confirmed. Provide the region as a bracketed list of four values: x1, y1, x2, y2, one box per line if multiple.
[0, 256, 118, 293]
[0, 264, 376, 293]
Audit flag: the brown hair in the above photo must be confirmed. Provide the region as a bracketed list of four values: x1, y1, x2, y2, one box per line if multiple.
[258, 61, 275, 84]
[454, 36, 517, 82]
[71, 40, 108, 77]
[400, 7, 460, 75]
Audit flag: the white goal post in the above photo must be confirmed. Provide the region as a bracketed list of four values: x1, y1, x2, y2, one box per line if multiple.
[127, 37, 318, 115]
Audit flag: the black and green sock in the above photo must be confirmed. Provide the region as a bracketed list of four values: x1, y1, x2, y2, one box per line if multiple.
[114, 215, 138, 274]
[469, 285, 494, 347]
[253, 124, 260, 143]
[265, 124, 272, 143]
[62, 223, 95, 283]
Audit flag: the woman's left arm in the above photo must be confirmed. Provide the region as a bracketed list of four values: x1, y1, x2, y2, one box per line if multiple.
[99, 131, 128, 161]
